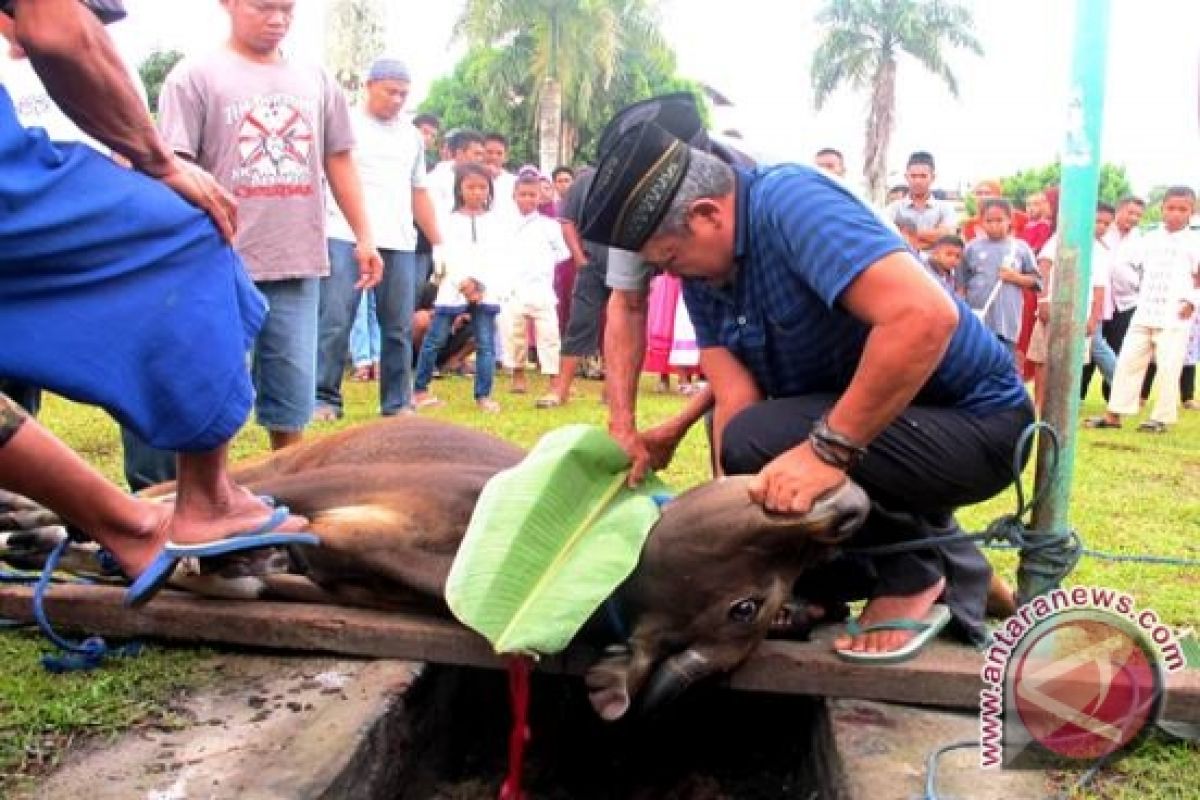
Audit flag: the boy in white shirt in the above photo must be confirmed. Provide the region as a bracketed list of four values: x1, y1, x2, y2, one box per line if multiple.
[1087, 187, 1200, 432]
[503, 168, 570, 394]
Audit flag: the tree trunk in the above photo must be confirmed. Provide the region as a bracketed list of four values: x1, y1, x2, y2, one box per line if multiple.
[538, 77, 563, 173]
[863, 57, 896, 205]
[559, 120, 578, 167]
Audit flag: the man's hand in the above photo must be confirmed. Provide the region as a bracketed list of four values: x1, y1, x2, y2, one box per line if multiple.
[1086, 315, 1100, 336]
[431, 244, 449, 285]
[998, 266, 1021, 284]
[354, 242, 384, 290]
[1181, 301, 1195, 321]
[747, 441, 848, 514]
[610, 424, 653, 487]
[159, 156, 237, 242]
[640, 422, 685, 472]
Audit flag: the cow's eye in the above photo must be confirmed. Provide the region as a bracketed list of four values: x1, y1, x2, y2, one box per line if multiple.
[727, 598, 761, 624]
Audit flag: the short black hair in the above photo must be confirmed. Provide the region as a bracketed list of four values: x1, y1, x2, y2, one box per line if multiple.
[413, 112, 440, 129]
[933, 234, 965, 250]
[1163, 185, 1196, 203]
[815, 147, 843, 161]
[1096, 202, 1116, 216]
[447, 128, 484, 155]
[1116, 195, 1145, 209]
[551, 166, 574, 179]
[907, 151, 935, 170]
[981, 197, 1013, 216]
[483, 132, 508, 147]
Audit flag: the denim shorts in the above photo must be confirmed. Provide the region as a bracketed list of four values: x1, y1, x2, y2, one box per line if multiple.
[252, 277, 319, 432]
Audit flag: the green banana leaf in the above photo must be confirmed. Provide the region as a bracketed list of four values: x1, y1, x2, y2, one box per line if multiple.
[445, 424, 670, 656]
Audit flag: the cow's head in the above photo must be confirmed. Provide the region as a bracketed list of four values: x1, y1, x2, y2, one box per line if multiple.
[586, 475, 869, 721]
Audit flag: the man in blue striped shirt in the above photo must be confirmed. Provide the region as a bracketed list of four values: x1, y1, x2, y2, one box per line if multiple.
[582, 122, 1033, 660]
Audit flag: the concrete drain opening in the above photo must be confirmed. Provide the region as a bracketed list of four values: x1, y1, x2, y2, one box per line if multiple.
[376, 665, 844, 800]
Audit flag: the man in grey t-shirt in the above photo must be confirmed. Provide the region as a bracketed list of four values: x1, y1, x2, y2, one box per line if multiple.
[884, 151, 956, 252]
[158, 0, 381, 451]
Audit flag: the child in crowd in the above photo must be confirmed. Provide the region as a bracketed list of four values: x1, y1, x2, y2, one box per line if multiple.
[1088, 186, 1200, 432]
[504, 168, 570, 395]
[958, 198, 1042, 362]
[923, 235, 964, 295]
[1027, 204, 1115, 414]
[413, 163, 506, 413]
[644, 272, 703, 394]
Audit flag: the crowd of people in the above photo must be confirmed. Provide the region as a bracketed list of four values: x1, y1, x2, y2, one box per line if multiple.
[1, 0, 1196, 660]
[856, 149, 1199, 431]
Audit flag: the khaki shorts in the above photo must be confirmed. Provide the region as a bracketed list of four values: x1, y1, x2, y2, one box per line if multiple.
[1025, 318, 1091, 365]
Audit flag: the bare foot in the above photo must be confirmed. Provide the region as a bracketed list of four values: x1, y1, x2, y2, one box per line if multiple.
[834, 577, 946, 655]
[104, 500, 172, 578]
[169, 486, 308, 547]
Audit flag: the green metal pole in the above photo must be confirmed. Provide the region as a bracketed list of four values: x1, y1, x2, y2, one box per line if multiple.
[1026, 0, 1111, 601]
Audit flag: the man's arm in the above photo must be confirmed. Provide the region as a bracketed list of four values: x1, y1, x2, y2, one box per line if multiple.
[749, 251, 958, 512]
[605, 288, 650, 482]
[13, 0, 237, 239]
[412, 187, 441, 246]
[560, 220, 589, 267]
[703, 347, 763, 475]
[913, 204, 956, 249]
[12, 0, 169, 175]
[325, 150, 382, 289]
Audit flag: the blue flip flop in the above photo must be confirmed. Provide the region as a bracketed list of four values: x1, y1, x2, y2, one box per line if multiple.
[834, 603, 952, 665]
[123, 505, 319, 608]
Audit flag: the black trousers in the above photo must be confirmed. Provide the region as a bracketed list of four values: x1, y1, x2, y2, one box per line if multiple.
[720, 395, 1035, 643]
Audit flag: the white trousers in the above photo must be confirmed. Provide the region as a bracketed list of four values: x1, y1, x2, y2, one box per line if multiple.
[502, 302, 561, 375]
[1107, 324, 1191, 424]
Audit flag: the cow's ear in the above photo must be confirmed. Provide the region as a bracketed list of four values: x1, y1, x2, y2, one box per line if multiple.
[743, 479, 870, 552]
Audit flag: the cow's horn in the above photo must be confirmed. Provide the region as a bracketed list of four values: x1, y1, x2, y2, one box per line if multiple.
[637, 648, 713, 714]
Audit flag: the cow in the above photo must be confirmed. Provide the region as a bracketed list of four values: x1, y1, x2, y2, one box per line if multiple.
[1, 416, 872, 719]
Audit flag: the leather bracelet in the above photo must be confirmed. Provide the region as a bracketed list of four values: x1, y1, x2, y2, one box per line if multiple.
[809, 434, 853, 471]
[809, 416, 867, 470]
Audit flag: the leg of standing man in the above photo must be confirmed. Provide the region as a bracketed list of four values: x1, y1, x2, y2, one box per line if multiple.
[315, 239, 365, 420]
[375, 249, 418, 415]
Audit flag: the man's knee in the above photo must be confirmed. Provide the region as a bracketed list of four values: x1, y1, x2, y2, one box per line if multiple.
[719, 407, 772, 475]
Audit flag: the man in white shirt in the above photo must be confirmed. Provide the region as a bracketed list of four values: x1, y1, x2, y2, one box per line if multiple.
[316, 58, 442, 420]
[1096, 196, 1147, 399]
[426, 128, 485, 224]
[483, 131, 517, 218]
[1088, 188, 1200, 432]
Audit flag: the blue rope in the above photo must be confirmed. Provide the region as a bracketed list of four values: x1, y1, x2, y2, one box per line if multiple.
[31, 536, 143, 673]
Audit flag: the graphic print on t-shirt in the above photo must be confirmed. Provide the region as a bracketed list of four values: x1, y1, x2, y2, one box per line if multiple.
[230, 94, 316, 198]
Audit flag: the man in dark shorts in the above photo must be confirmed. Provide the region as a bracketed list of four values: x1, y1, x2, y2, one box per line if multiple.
[0, 0, 316, 606]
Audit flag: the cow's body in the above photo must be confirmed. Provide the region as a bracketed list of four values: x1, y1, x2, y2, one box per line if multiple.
[7, 417, 871, 718]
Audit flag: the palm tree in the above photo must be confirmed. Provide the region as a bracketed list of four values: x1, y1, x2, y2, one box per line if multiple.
[456, 0, 668, 170]
[811, 0, 982, 202]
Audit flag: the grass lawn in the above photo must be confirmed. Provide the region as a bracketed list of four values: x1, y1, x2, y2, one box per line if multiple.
[1, 372, 1196, 797]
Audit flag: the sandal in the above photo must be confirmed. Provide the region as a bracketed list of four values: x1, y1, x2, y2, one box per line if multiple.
[535, 394, 564, 409]
[1083, 416, 1121, 429]
[414, 395, 445, 409]
[834, 604, 952, 665]
[1137, 420, 1168, 433]
[477, 398, 501, 414]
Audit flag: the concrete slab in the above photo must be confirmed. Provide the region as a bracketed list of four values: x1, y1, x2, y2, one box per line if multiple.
[830, 699, 1051, 800]
[16, 655, 420, 800]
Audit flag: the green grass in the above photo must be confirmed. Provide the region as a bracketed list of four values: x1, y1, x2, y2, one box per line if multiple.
[1, 372, 1196, 796]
